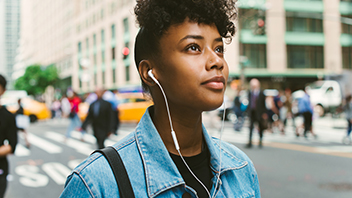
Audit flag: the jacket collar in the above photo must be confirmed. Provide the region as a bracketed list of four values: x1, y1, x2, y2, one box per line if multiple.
[135, 106, 248, 197]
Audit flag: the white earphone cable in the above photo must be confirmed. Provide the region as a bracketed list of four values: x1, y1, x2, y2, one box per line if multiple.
[211, 102, 226, 198]
[150, 72, 211, 197]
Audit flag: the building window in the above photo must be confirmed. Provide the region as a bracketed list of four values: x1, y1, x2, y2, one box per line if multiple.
[342, 47, 352, 69]
[78, 42, 82, 53]
[101, 29, 105, 44]
[123, 18, 129, 33]
[93, 34, 97, 46]
[342, 15, 352, 34]
[102, 50, 105, 63]
[125, 65, 130, 82]
[92, 14, 96, 24]
[112, 68, 116, 83]
[86, 38, 89, 51]
[94, 73, 97, 85]
[102, 71, 105, 84]
[111, 24, 115, 39]
[287, 45, 324, 69]
[112, 47, 116, 60]
[94, 53, 97, 65]
[240, 44, 267, 68]
[286, 13, 323, 33]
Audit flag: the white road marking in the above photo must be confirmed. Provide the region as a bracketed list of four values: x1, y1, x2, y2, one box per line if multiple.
[27, 133, 62, 154]
[45, 131, 94, 156]
[42, 162, 72, 185]
[15, 165, 49, 187]
[15, 144, 30, 157]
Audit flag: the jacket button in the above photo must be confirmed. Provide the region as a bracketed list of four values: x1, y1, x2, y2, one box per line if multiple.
[182, 192, 191, 198]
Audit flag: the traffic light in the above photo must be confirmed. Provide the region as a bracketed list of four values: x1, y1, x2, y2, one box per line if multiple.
[254, 17, 265, 35]
[122, 47, 129, 59]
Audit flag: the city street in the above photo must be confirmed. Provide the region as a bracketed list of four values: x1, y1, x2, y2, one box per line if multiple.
[5, 115, 352, 198]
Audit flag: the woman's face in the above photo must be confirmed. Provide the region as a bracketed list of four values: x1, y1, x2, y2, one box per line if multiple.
[154, 20, 229, 112]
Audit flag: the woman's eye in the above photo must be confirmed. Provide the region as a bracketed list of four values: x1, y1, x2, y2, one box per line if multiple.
[186, 44, 200, 52]
[215, 46, 224, 54]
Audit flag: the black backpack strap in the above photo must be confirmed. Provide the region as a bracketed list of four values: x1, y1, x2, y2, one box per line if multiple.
[92, 146, 135, 198]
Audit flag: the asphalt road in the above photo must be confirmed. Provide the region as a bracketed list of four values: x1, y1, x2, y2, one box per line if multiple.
[4, 115, 352, 198]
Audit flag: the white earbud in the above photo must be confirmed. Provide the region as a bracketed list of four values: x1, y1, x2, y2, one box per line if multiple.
[148, 69, 158, 84]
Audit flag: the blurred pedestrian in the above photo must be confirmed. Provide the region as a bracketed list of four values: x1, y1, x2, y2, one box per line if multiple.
[103, 90, 120, 135]
[60, 94, 71, 118]
[265, 95, 276, 133]
[233, 87, 245, 131]
[81, 88, 113, 149]
[65, 91, 83, 141]
[281, 88, 296, 134]
[246, 78, 267, 148]
[0, 74, 18, 198]
[342, 95, 352, 144]
[14, 99, 30, 148]
[60, 1, 260, 197]
[297, 88, 317, 138]
[51, 99, 62, 119]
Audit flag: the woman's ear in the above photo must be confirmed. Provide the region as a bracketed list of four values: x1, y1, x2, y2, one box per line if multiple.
[138, 60, 156, 86]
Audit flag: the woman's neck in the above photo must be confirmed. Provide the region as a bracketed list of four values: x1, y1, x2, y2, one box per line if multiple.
[151, 105, 204, 157]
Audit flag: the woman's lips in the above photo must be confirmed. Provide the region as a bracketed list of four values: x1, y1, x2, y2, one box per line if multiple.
[202, 76, 225, 90]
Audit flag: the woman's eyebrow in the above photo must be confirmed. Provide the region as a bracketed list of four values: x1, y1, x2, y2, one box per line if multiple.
[214, 37, 223, 42]
[179, 35, 204, 43]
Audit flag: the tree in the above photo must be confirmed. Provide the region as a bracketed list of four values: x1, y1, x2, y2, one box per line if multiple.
[14, 64, 59, 96]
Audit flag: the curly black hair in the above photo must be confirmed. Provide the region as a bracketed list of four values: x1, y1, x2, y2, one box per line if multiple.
[134, 0, 237, 92]
[0, 74, 7, 89]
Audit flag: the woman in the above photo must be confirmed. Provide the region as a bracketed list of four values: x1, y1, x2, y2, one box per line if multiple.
[60, 0, 260, 197]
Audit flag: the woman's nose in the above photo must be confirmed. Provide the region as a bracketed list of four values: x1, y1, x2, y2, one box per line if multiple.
[206, 50, 224, 71]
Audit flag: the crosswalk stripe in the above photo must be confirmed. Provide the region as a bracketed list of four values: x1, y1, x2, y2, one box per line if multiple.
[27, 133, 62, 154]
[45, 131, 94, 156]
[71, 131, 96, 144]
[17, 122, 349, 158]
[42, 162, 72, 185]
[15, 144, 30, 157]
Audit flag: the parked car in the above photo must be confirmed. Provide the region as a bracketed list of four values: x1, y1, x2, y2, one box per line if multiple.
[3, 97, 52, 122]
[79, 93, 153, 123]
[291, 80, 342, 117]
[306, 80, 342, 116]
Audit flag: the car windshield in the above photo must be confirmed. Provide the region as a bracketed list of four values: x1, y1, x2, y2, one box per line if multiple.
[307, 81, 324, 89]
[119, 98, 146, 104]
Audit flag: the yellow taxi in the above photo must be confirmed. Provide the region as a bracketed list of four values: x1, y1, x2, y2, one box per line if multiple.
[78, 92, 153, 123]
[118, 93, 153, 123]
[3, 97, 52, 122]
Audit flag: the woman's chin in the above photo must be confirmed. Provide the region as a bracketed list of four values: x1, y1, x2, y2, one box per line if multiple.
[203, 102, 224, 112]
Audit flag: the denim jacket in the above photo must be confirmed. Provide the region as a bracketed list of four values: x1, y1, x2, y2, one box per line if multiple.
[60, 107, 261, 198]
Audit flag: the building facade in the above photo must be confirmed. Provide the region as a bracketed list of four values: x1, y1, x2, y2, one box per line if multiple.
[73, 0, 139, 93]
[15, 0, 352, 95]
[236, 0, 352, 92]
[14, 0, 76, 92]
[0, 0, 20, 88]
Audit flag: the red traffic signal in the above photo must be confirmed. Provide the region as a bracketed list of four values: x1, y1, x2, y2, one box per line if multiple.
[257, 19, 265, 27]
[122, 47, 130, 56]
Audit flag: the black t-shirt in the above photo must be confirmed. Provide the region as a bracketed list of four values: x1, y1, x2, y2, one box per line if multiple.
[169, 146, 212, 198]
[0, 106, 18, 176]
